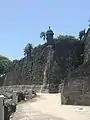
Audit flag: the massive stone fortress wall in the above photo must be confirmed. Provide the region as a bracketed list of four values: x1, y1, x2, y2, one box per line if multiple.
[61, 28, 90, 106]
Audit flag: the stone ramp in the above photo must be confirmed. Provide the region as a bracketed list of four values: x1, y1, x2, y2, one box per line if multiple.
[11, 93, 90, 120]
[29, 93, 90, 120]
[11, 100, 64, 120]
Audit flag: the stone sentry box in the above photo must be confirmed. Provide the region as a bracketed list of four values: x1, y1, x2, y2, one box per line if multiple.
[46, 26, 55, 45]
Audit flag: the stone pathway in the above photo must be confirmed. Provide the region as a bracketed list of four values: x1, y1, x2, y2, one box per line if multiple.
[11, 93, 90, 120]
[11, 101, 64, 120]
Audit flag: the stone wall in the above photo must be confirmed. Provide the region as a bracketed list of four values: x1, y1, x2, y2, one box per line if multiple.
[0, 84, 63, 97]
[0, 85, 42, 97]
[61, 28, 90, 106]
[2, 42, 77, 93]
[62, 61, 90, 105]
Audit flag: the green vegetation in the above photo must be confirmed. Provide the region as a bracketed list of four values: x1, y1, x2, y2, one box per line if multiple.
[40, 31, 46, 41]
[24, 43, 33, 58]
[0, 55, 13, 75]
[79, 29, 86, 40]
[57, 35, 76, 41]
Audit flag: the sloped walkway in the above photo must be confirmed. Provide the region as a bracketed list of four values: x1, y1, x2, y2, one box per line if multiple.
[11, 97, 63, 120]
[11, 93, 90, 120]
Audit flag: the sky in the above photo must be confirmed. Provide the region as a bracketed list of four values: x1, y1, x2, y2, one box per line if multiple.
[0, 0, 90, 60]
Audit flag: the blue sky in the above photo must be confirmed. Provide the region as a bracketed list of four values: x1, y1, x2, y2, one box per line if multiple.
[0, 0, 90, 60]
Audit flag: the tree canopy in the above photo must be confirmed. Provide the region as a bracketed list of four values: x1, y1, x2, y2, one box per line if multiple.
[0, 55, 13, 75]
[40, 31, 46, 41]
[24, 43, 33, 57]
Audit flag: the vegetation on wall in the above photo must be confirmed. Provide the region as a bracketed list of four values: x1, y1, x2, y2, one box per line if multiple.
[24, 43, 33, 58]
[56, 34, 85, 68]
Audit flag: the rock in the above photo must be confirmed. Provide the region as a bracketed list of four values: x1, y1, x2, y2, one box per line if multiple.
[17, 92, 25, 102]
[24, 90, 32, 100]
[32, 90, 37, 98]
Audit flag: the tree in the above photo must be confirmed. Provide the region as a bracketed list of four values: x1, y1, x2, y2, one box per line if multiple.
[0, 55, 13, 75]
[40, 31, 46, 41]
[79, 29, 86, 40]
[24, 43, 33, 58]
[0, 62, 5, 75]
[57, 35, 76, 41]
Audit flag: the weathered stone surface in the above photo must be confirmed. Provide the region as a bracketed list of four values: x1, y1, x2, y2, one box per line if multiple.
[62, 28, 90, 105]
[62, 62, 90, 105]
[0, 85, 41, 97]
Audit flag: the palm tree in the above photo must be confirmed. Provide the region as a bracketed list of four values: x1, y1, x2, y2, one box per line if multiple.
[40, 31, 46, 41]
[24, 43, 33, 58]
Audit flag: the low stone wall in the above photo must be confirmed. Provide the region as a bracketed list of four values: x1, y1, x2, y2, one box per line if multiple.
[0, 84, 62, 98]
[0, 85, 42, 97]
